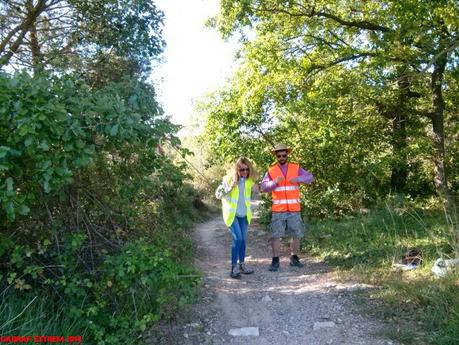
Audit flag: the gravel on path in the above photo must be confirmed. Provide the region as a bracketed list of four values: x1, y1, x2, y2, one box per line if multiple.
[146, 209, 399, 345]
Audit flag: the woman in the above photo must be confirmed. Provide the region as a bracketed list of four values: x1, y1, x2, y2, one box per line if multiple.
[215, 157, 258, 279]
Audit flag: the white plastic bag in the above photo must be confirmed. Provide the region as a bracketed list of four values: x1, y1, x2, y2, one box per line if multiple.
[431, 258, 459, 277]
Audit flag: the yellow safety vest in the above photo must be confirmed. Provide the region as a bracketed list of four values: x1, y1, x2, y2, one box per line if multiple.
[221, 177, 254, 227]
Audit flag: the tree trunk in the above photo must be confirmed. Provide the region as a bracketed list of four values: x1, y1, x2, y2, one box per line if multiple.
[28, 0, 42, 69]
[430, 45, 450, 201]
[390, 73, 409, 193]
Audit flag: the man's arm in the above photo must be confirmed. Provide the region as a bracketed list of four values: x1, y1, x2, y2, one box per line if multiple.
[290, 168, 314, 184]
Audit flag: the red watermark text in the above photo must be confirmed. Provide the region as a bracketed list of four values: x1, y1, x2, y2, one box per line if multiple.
[0, 336, 82, 343]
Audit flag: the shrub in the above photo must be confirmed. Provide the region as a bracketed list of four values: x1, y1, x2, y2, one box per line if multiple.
[0, 71, 203, 343]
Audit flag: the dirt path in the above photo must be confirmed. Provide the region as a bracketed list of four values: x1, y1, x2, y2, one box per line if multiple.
[147, 206, 398, 345]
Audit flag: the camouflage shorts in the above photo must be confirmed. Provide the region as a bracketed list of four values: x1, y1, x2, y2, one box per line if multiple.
[270, 212, 306, 239]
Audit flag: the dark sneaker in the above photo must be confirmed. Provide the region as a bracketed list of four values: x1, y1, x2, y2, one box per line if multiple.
[269, 257, 280, 272]
[239, 263, 254, 275]
[230, 266, 241, 279]
[290, 255, 304, 268]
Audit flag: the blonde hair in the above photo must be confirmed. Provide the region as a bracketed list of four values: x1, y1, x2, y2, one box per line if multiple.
[226, 157, 257, 187]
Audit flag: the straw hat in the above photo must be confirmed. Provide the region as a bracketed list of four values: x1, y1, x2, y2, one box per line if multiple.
[271, 143, 291, 154]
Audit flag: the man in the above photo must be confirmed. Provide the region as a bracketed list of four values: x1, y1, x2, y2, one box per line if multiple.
[260, 143, 314, 271]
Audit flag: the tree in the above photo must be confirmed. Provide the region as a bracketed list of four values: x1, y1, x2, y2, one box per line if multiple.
[210, 0, 458, 199]
[0, 0, 164, 81]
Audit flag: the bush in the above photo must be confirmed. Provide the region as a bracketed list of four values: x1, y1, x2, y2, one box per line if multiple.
[0, 71, 203, 343]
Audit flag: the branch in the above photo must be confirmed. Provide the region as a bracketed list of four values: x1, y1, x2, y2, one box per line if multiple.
[44, 0, 66, 10]
[309, 52, 375, 72]
[316, 10, 390, 32]
[0, 22, 23, 54]
[376, 100, 434, 120]
[421, 37, 459, 73]
[253, 124, 275, 147]
[412, 109, 434, 119]
[328, 29, 352, 48]
[258, 5, 390, 32]
[0, 0, 47, 66]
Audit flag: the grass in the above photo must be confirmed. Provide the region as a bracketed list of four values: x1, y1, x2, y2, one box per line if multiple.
[0, 291, 88, 338]
[305, 200, 459, 345]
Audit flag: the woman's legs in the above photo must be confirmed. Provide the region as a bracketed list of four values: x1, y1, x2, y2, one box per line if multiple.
[230, 218, 243, 266]
[234, 217, 254, 274]
[230, 217, 252, 276]
[237, 216, 248, 263]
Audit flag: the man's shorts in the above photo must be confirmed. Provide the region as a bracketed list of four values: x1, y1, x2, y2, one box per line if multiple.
[270, 212, 306, 239]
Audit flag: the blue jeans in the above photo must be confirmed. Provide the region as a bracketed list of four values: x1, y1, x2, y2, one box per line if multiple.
[229, 216, 248, 266]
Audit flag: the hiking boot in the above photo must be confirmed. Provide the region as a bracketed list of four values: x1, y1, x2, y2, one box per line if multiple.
[230, 265, 241, 279]
[290, 255, 304, 268]
[269, 257, 280, 272]
[239, 263, 254, 275]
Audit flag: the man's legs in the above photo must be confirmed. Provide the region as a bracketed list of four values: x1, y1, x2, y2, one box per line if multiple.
[289, 237, 304, 267]
[269, 213, 305, 270]
[269, 238, 281, 271]
[271, 237, 303, 268]
[290, 237, 300, 256]
[287, 213, 305, 267]
[269, 213, 285, 272]
[272, 237, 300, 259]
[271, 238, 281, 258]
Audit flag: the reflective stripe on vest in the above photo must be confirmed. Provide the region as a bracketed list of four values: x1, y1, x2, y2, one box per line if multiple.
[272, 199, 301, 205]
[221, 178, 254, 227]
[268, 163, 301, 212]
[274, 186, 299, 192]
[224, 196, 238, 204]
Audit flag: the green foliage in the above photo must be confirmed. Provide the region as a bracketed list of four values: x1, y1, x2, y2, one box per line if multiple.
[201, 0, 459, 216]
[0, 72, 90, 220]
[0, 1, 204, 343]
[81, 240, 198, 344]
[0, 177, 201, 343]
[178, 132, 236, 203]
[202, 65, 395, 216]
[0, 71, 170, 221]
[68, 0, 164, 60]
[0, 292, 86, 338]
[305, 200, 458, 344]
[203, 1, 459, 342]
[384, 274, 459, 345]
[0, 70, 204, 343]
[306, 200, 451, 268]
[0, 0, 165, 77]
[0, 238, 199, 344]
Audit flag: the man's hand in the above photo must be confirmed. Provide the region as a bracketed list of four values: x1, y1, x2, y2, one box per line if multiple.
[274, 176, 284, 184]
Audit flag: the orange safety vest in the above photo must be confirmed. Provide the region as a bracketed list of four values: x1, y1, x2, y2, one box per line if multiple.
[268, 163, 301, 212]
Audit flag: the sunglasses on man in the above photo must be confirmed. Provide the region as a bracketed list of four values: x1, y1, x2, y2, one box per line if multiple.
[276, 153, 288, 158]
